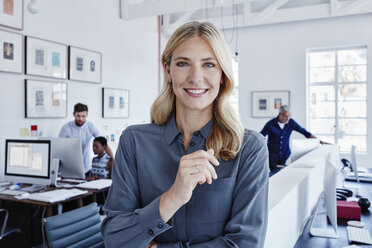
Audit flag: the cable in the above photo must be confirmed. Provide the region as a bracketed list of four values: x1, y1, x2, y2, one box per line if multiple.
[234, 3, 240, 61]
[220, 0, 236, 45]
[31, 205, 41, 218]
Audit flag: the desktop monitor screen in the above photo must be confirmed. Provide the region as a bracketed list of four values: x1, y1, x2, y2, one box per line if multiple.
[290, 138, 320, 163]
[4, 139, 51, 186]
[48, 137, 85, 179]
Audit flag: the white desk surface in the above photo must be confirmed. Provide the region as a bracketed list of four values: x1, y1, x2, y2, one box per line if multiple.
[265, 145, 339, 248]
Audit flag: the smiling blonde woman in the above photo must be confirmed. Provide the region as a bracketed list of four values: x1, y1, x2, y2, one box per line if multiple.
[102, 21, 269, 248]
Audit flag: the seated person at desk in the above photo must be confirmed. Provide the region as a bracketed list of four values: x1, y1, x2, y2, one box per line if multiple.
[260, 105, 325, 175]
[59, 103, 113, 176]
[102, 21, 269, 247]
[87, 136, 113, 180]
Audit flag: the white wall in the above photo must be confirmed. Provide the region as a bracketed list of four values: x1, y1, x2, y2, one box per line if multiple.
[0, 0, 159, 176]
[234, 14, 372, 167]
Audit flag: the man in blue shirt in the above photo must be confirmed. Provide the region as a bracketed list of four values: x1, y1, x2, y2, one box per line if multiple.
[59, 103, 113, 175]
[260, 105, 323, 175]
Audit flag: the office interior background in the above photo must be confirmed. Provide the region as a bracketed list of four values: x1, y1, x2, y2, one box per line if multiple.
[0, 0, 371, 178]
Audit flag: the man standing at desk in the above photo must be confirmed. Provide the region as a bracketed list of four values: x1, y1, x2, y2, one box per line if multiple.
[260, 105, 323, 174]
[59, 103, 113, 175]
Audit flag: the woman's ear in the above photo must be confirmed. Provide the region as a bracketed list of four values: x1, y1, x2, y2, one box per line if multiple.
[164, 62, 172, 83]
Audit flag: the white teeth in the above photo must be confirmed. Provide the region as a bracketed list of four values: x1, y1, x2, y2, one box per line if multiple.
[186, 89, 207, 94]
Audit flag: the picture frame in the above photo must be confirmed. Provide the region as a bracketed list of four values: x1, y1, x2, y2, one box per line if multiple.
[25, 79, 67, 118]
[0, 0, 23, 30]
[251, 91, 290, 118]
[0, 29, 23, 73]
[25, 36, 68, 79]
[69, 46, 102, 83]
[102, 87, 129, 118]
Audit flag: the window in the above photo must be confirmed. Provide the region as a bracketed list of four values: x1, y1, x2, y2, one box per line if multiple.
[308, 47, 367, 152]
[231, 59, 239, 116]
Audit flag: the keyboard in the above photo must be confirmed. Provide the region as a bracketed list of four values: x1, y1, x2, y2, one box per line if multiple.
[28, 189, 88, 203]
[76, 179, 112, 190]
[347, 226, 372, 245]
[346, 172, 372, 182]
[0, 189, 27, 196]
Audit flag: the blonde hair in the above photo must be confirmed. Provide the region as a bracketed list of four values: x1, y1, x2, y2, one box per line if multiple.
[151, 21, 244, 160]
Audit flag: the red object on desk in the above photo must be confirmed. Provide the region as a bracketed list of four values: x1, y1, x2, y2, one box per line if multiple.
[337, 200, 361, 220]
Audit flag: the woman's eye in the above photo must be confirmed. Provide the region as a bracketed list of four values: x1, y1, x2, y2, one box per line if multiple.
[176, 62, 188, 67]
[204, 62, 215, 67]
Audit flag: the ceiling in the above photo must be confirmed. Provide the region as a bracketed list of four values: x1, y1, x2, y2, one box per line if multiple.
[120, 0, 372, 35]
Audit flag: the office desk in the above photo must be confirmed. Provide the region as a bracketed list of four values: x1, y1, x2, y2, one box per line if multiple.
[295, 178, 372, 248]
[0, 185, 109, 216]
[264, 145, 339, 248]
[0, 184, 110, 247]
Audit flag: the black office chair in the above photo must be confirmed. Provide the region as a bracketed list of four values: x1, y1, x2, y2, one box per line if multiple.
[0, 208, 21, 240]
[42, 202, 104, 248]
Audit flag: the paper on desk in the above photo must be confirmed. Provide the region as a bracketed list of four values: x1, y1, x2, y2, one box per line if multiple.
[75, 179, 112, 189]
[343, 245, 361, 248]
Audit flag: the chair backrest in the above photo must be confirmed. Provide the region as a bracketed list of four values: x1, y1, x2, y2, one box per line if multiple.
[0, 208, 21, 240]
[42, 203, 104, 248]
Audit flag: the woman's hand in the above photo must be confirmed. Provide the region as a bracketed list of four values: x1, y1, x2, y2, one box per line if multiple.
[145, 241, 157, 248]
[171, 148, 219, 205]
[159, 149, 219, 222]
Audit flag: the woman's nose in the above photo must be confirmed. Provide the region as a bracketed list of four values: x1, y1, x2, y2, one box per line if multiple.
[188, 66, 203, 83]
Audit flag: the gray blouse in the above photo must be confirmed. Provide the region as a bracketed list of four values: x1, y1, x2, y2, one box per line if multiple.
[102, 114, 269, 247]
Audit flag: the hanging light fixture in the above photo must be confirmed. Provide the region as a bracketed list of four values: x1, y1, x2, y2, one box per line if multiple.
[234, 51, 240, 62]
[27, 0, 39, 14]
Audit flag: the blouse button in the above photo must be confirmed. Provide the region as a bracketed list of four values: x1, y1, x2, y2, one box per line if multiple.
[193, 132, 199, 136]
[190, 142, 195, 147]
[148, 229, 154, 235]
[157, 222, 164, 229]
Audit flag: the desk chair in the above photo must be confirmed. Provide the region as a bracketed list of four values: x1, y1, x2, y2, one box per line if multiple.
[0, 208, 21, 240]
[42, 202, 104, 248]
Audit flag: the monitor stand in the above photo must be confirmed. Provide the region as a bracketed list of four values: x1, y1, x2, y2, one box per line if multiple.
[21, 184, 45, 193]
[309, 192, 338, 238]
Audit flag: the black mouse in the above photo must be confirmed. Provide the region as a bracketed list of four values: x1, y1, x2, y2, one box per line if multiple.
[358, 198, 371, 210]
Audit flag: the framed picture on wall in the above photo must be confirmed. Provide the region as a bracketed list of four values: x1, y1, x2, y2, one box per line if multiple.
[102, 87, 129, 118]
[25, 79, 67, 118]
[25, 36, 68, 79]
[69, 46, 102, 83]
[0, 29, 23, 73]
[0, 0, 23, 30]
[252, 90, 290, 118]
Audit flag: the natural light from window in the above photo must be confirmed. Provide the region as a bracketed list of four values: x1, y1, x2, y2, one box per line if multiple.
[308, 47, 367, 152]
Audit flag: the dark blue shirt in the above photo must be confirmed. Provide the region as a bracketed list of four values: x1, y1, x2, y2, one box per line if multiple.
[102, 114, 269, 247]
[260, 117, 312, 165]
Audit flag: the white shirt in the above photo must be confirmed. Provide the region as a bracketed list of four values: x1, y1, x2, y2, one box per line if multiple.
[278, 122, 285, 130]
[59, 120, 99, 173]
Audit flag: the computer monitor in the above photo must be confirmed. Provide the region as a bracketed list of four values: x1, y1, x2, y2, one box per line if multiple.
[290, 138, 320, 163]
[49, 137, 85, 179]
[309, 158, 338, 238]
[4, 139, 52, 188]
[350, 145, 359, 183]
